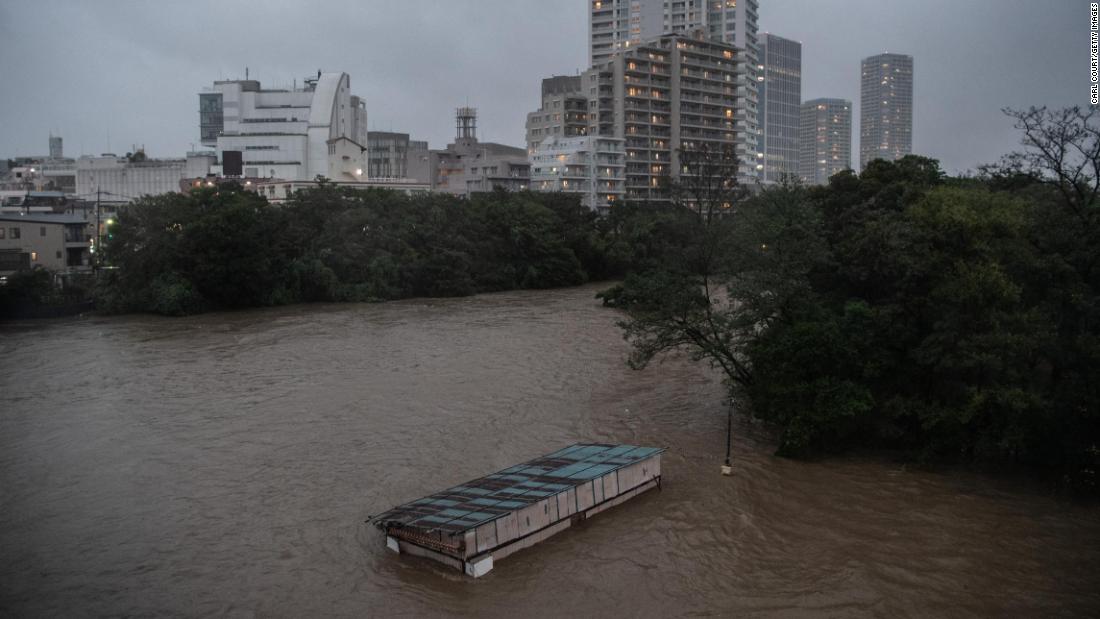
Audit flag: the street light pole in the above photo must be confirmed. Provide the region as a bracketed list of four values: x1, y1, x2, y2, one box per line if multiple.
[722, 398, 733, 476]
[94, 187, 101, 273]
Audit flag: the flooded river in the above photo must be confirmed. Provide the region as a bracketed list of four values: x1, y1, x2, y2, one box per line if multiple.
[1, 285, 1098, 617]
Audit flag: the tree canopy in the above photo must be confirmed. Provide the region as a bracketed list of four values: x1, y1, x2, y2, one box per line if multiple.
[607, 109, 1100, 494]
[98, 184, 617, 315]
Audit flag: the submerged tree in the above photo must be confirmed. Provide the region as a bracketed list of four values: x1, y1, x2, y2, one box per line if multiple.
[602, 144, 820, 392]
[607, 110, 1100, 493]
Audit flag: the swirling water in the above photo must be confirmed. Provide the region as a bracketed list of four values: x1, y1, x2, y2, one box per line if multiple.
[1, 284, 1097, 617]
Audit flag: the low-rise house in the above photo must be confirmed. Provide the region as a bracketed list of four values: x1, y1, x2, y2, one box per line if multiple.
[0, 213, 92, 277]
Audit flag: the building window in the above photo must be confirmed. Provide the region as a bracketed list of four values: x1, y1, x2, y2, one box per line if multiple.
[40, 226, 47, 237]
[56, 250, 62, 259]
[0, 228, 5, 239]
[9, 227, 19, 239]
[31, 251, 38, 261]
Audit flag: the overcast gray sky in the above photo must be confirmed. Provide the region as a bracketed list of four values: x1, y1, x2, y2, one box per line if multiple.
[0, 0, 1089, 174]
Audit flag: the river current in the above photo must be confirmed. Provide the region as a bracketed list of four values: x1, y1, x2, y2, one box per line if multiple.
[1, 284, 1097, 617]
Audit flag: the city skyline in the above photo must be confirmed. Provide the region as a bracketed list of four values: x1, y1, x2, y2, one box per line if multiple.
[0, 0, 1088, 174]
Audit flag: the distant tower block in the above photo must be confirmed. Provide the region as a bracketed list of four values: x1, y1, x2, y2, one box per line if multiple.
[49, 134, 63, 159]
[456, 107, 477, 140]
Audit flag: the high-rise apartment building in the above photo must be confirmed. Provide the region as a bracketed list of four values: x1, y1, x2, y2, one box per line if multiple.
[589, 0, 662, 67]
[529, 135, 626, 211]
[588, 0, 759, 181]
[583, 31, 743, 202]
[859, 53, 913, 170]
[525, 76, 589, 154]
[589, 0, 759, 66]
[799, 98, 851, 185]
[757, 33, 801, 182]
[198, 72, 368, 181]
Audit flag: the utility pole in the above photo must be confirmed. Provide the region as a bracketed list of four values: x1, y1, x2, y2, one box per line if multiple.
[94, 187, 101, 273]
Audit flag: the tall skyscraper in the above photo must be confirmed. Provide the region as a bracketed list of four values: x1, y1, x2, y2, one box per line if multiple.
[757, 33, 801, 182]
[48, 134, 63, 159]
[800, 98, 851, 185]
[588, 0, 759, 181]
[859, 52, 913, 170]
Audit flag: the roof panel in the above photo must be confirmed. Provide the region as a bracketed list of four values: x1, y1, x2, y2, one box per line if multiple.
[371, 443, 665, 534]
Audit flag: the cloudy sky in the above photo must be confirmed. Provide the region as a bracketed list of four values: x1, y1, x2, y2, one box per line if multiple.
[0, 0, 1089, 173]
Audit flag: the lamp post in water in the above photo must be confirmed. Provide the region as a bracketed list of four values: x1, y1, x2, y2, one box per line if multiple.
[722, 398, 733, 476]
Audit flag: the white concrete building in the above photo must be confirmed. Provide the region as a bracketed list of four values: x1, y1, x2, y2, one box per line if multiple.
[530, 135, 625, 212]
[199, 72, 368, 181]
[75, 153, 215, 202]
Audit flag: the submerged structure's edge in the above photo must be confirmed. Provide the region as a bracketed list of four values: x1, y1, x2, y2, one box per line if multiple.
[371, 443, 664, 577]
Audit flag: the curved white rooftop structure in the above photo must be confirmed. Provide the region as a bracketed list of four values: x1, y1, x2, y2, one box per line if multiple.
[202, 71, 367, 182]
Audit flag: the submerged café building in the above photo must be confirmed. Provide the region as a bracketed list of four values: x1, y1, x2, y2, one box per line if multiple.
[370, 443, 664, 577]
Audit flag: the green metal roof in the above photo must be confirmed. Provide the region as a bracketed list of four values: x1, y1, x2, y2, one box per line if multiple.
[371, 443, 664, 535]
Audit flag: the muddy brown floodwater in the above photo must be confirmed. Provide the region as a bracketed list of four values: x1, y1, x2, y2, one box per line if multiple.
[1, 284, 1098, 617]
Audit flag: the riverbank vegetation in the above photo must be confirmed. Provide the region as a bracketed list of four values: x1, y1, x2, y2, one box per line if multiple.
[0, 270, 93, 319]
[605, 107, 1100, 495]
[95, 185, 622, 315]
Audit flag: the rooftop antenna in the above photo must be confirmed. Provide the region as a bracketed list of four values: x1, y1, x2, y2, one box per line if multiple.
[245, 66, 249, 80]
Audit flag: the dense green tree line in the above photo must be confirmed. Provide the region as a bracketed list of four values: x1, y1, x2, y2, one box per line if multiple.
[97, 184, 622, 315]
[606, 108, 1100, 494]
